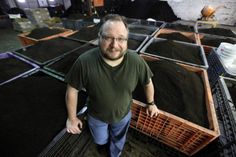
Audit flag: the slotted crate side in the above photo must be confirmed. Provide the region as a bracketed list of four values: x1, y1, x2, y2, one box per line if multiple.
[131, 101, 218, 156]
[39, 113, 93, 157]
[212, 77, 236, 157]
[207, 50, 236, 88]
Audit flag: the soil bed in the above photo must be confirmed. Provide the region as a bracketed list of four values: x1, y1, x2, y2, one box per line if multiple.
[145, 40, 202, 65]
[133, 60, 209, 128]
[26, 27, 65, 39]
[0, 56, 33, 83]
[15, 37, 83, 64]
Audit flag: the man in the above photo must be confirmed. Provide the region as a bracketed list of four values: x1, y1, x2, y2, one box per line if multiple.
[65, 14, 158, 157]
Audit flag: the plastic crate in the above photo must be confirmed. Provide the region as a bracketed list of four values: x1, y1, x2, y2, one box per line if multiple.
[0, 52, 39, 86]
[61, 18, 95, 30]
[155, 28, 200, 44]
[44, 43, 97, 79]
[130, 55, 220, 156]
[17, 27, 74, 46]
[163, 22, 196, 32]
[140, 37, 208, 69]
[195, 22, 236, 39]
[127, 33, 150, 52]
[135, 19, 165, 28]
[128, 24, 159, 37]
[198, 33, 236, 51]
[212, 77, 236, 157]
[65, 24, 100, 43]
[13, 37, 84, 66]
[207, 49, 236, 87]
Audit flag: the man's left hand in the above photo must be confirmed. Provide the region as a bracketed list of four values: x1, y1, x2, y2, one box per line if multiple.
[146, 104, 159, 118]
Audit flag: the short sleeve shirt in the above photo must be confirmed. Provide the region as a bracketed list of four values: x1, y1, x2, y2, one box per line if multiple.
[65, 47, 153, 123]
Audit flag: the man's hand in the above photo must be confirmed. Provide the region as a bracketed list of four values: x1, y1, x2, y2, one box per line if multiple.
[66, 117, 83, 134]
[146, 105, 159, 118]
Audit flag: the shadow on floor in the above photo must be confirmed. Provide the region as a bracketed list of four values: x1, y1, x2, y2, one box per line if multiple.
[0, 27, 22, 53]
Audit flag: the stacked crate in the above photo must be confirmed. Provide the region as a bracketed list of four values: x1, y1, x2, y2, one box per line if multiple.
[12, 18, 35, 32]
[140, 38, 208, 69]
[207, 49, 236, 87]
[196, 22, 236, 53]
[24, 8, 51, 27]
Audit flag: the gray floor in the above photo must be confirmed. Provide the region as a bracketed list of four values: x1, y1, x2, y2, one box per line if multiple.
[0, 26, 22, 53]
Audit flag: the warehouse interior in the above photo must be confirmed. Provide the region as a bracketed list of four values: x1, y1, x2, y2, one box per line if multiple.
[0, 0, 236, 157]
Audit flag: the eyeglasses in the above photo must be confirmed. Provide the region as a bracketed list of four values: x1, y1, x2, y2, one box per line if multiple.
[100, 35, 128, 43]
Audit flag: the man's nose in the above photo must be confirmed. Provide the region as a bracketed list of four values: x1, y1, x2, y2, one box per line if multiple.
[110, 38, 119, 46]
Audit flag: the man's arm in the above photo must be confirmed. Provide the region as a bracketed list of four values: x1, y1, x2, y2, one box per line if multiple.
[144, 79, 159, 117]
[65, 84, 83, 134]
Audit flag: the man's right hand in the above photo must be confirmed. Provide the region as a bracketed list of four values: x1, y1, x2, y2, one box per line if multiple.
[66, 117, 83, 134]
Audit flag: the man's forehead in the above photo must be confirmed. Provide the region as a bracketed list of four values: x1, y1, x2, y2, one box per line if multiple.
[103, 21, 125, 29]
[102, 21, 128, 34]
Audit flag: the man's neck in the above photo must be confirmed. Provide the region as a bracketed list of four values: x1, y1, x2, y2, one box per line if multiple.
[103, 56, 124, 67]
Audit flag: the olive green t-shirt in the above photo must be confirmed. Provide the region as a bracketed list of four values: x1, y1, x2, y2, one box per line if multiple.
[65, 47, 153, 123]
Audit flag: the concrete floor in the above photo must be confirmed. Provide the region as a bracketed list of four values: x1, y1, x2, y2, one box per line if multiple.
[0, 27, 22, 53]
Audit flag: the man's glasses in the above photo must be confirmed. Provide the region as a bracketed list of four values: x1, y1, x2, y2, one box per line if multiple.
[100, 35, 128, 43]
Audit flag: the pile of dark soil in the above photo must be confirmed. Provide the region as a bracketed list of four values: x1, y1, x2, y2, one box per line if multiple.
[199, 28, 236, 38]
[201, 36, 236, 47]
[26, 27, 65, 39]
[145, 40, 202, 65]
[129, 26, 155, 35]
[47, 44, 97, 76]
[0, 56, 33, 84]
[128, 38, 143, 50]
[133, 60, 209, 128]
[165, 23, 195, 32]
[157, 32, 194, 43]
[68, 25, 100, 41]
[0, 71, 67, 157]
[0, 71, 88, 157]
[15, 37, 83, 64]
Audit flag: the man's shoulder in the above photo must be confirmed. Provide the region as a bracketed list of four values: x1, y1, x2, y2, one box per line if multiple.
[79, 47, 99, 60]
[126, 50, 143, 62]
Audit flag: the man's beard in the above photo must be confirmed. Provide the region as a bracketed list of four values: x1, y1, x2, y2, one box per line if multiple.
[101, 49, 126, 61]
